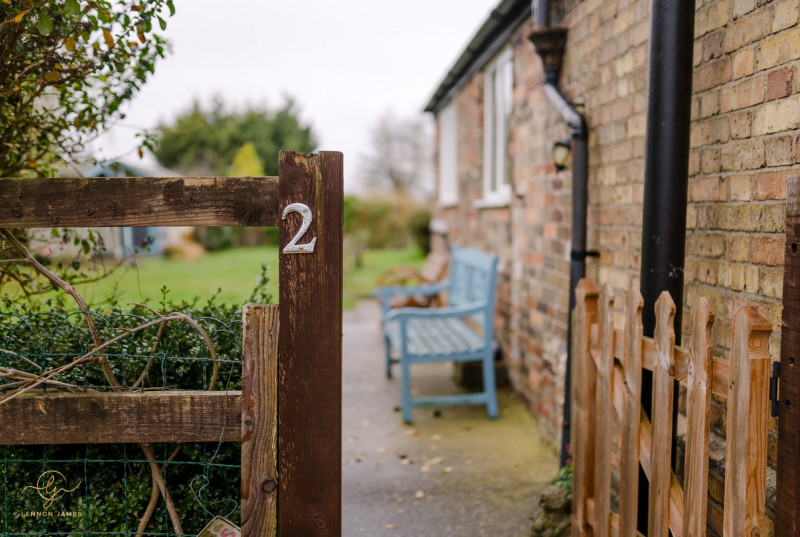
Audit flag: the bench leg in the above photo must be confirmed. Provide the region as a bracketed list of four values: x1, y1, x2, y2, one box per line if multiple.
[384, 335, 393, 379]
[401, 359, 413, 424]
[482, 353, 499, 419]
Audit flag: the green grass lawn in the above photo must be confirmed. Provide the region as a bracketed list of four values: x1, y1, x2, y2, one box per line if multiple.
[74, 246, 280, 307]
[3, 245, 426, 310]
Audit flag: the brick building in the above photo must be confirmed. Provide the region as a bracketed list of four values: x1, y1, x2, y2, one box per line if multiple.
[425, 0, 797, 530]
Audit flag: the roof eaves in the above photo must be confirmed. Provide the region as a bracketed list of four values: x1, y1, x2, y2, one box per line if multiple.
[424, 0, 531, 114]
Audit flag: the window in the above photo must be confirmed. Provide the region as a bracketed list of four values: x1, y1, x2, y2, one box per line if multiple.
[481, 47, 513, 205]
[438, 100, 458, 207]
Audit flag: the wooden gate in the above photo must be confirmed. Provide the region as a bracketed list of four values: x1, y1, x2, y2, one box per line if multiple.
[571, 278, 771, 537]
[0, 151, 343, 537]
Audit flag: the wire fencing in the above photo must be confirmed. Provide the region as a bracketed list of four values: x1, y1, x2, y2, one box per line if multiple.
[0, 308, 244, 537]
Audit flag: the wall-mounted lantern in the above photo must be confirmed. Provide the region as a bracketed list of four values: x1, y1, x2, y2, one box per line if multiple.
[552, 140, 571, 171]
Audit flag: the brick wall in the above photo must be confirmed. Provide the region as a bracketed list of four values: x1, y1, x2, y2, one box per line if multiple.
[433, 0, 797, 529]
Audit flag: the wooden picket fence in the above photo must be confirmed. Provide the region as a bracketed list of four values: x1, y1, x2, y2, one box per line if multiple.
[571, 278, 771, 537]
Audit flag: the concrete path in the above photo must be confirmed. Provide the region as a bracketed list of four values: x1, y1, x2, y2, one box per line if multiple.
[342, 301, 559, 536]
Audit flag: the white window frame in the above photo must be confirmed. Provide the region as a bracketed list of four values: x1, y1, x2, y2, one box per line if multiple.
[479, 46, 513, 207]
[437, 100, 458, 207]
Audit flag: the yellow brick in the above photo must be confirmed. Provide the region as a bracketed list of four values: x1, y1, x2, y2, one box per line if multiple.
[732, 47, 755, 79]
[756, 27, 800, 71]
[761, 267, 784, 298]
[615, 52, 635, 77]
[728, 174, 752, 201]
[745, 265, 760, 292]
[688, 232, 727, 257]
[734, 0, 755, 18]
[699, 259, 719, 284]
[719, 262, 746, 290]
[752, 97, 800, 136]
[725, 9, 770, 52]
[762, 203, 786, 233]
[696, 0, 731, 37]
[772, 0, 800, 33]
[686, 205, 698, 229]
[626, 113, 646, 137]
[728, 234, 752, 261]
[613, 7, 635, 36]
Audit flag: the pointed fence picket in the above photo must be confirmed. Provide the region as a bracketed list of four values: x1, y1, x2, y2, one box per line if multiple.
[570, 278, 771, 537]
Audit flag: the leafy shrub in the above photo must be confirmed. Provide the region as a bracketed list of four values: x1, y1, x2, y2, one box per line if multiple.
[0, 268, 273, 534]
[344, 194, 428, 250]
[409, 208, 431, 255]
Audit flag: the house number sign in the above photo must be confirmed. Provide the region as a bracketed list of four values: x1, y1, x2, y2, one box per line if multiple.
[282, 202, 317, 254]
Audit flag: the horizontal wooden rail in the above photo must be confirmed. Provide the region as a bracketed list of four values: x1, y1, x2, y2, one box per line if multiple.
[0, 176, 280, 228]
[607, 327, 729, 397]
[0, 390, 241, 444]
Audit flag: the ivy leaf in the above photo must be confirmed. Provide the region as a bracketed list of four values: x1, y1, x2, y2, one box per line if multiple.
[157, 16, 166, 31]
[66, 0, 80, 15]
[102, 28, 115, 49]
[37, 13, 53, 35]
[13, 8, 31, 24]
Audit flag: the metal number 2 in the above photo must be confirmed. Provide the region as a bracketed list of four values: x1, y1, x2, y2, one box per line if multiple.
[282, 203, 317, 254]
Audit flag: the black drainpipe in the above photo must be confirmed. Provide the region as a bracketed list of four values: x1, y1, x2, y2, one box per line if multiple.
[638, 0, 696, 530]
[529, 24, 593, 468]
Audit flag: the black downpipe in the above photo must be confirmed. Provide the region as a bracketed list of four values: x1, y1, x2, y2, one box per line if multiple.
[638, 0, 696, 530]
[529, 21, 591, 468]
[546, 83, 589, 469]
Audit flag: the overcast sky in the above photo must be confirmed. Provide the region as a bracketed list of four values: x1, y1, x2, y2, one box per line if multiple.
[90, 0, 500, 192]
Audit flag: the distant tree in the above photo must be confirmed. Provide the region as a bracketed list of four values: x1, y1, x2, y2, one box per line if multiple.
[154, 98, 316, 176]
[229, 142, 265, 177]
[358, 111, 434, 197]
[0, 0, 174, 177]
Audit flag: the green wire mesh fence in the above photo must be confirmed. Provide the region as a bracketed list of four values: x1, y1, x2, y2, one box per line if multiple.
[0, 308, 244, 537]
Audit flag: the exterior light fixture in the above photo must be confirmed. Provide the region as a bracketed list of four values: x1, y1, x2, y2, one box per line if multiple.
[552, 140, 571, 171]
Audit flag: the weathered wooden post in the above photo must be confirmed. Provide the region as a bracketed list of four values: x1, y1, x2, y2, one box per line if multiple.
[277, 151, 343, 536]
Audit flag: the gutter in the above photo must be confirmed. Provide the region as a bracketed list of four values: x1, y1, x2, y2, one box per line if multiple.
[425, 0, 531, 114]
[528, 23, 593, 469]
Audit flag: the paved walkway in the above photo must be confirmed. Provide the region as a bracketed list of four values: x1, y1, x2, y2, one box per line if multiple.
[342, 301, 559, 536]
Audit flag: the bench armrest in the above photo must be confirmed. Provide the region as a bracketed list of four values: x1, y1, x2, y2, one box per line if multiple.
[373, 280, 451, 315]
[383, 301, 485, 325]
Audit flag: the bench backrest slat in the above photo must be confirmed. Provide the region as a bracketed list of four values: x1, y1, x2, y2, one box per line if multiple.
[448, 245, 499, 345]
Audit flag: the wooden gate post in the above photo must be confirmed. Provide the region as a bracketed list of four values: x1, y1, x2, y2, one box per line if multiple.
[777, 174, 800, 535]
[278, 151, 343, 536]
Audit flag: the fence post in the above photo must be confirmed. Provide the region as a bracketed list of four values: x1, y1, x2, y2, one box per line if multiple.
[594, 283, 615, 537]
[619, 285, 643, 537]
[682, 298, 713, 537]
[572, 278, 599, 537]
[723, 306, 770, 537]
[241, 304, 279, 537]
[278, 151, 344, 536]
[648, 291, 675, 537]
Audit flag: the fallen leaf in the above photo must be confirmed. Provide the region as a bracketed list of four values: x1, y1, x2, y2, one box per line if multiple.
[404, 429, 419, 437]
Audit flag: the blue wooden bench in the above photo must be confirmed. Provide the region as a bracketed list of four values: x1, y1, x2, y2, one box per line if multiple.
[373, 245, 499, 423]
